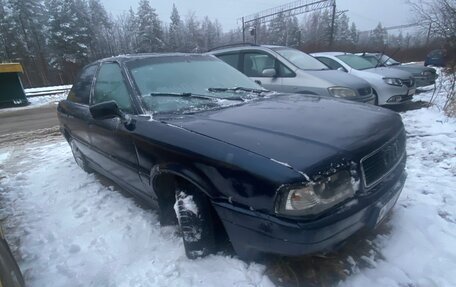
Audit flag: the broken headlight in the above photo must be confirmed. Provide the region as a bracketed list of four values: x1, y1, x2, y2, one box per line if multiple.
[276, 170, 356, 216]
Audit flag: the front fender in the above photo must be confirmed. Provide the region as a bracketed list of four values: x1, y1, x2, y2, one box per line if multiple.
[150, 162, 217, 199]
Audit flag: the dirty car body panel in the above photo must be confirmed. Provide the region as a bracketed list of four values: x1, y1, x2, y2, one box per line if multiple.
[57, 54, 407, 257]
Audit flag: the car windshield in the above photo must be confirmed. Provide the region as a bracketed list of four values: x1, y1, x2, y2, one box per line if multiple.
[379, 55, 400, 66]
[126, 56, 265, 114]
[273, 47, 329, 70]
[336, 54, 375, 70]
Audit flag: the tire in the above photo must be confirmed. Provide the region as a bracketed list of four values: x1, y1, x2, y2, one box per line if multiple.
[69, 138, 93, 173]
[373, 90, 379, 106]
[174, 185, 216, 259]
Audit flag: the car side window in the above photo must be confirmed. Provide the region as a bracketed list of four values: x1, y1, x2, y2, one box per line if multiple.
[317, 57, 346, 71]
[67, 64, 98, 105]
[217, 53, 240, 70]
[93, 63, 133, 114]
[243, 52, 294, 77]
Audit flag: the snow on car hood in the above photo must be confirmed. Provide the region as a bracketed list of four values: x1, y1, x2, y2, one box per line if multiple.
[169, 94, 403, 172]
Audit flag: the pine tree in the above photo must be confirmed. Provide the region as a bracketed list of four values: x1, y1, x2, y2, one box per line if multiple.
[168, 4, 183, 52]
[46, 0, 90, 74]
[137, 0, 164, 53]
[184, 12, 202, 52]
[349, 22, 359, 46]
[268, 11, 287, 45]
[369, 22, 387, 48]
[335, 14, 350, 47]
[88, 0, 113, 59]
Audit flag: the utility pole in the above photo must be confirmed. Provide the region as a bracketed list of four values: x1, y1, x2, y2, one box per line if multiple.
[329, 1, 337, 48]
[426, 22, 432, 45]
[242, 17, 245, 43]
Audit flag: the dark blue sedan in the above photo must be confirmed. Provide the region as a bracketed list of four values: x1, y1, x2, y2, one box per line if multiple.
[57, 54, 407, 260]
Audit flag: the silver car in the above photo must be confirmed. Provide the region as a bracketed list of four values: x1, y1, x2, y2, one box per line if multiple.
[312, 52, 416, 106]
[209, 44, 376, 104]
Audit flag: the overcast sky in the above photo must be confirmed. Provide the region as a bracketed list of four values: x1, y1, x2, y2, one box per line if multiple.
[100, 0, 414, 32]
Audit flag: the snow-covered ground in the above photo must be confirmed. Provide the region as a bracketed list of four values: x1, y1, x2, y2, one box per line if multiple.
[0, 74, 455, 286]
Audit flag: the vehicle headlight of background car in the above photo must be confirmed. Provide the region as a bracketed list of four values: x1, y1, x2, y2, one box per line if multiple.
[276, 170, 357, 216]
[328, 87, 357, 98]
[383, 77, 403, 86]
[421, 70, 432, 77]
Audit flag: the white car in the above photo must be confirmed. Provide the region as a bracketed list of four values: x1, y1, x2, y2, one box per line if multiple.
[312, 52, 416, 105]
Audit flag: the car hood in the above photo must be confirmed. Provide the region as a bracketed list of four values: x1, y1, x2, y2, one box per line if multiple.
[364, 67, 413, 79]
[304, 69, 370, 89]
[167, 94, 403, 174]
[391, 64, 435, 75]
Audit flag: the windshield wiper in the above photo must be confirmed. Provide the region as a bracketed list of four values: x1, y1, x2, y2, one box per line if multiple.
[208, 87, 268, 95]
[148, 92, 213, 101]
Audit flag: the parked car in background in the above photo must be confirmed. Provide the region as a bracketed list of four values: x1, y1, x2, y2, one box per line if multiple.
[312, 52, 416, 105]
[425, 49, 447, 67]
[0, 226, 25, 287]
[58, 53, 407, 260]
[209, 44, 376, 104]
[358, 52, 438, 88]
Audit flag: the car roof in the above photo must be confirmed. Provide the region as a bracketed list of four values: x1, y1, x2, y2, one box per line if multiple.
[208, 44, 290, 54]
[94, 53, 213, 64]
[311, 52, 351, 57]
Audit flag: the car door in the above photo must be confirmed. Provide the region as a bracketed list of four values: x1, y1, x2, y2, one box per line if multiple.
[88, 62, 145, 194]
[241, 51, 287, 91]
[58, 64, 98, 156]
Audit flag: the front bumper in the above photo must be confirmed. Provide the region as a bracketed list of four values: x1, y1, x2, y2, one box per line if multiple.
[213, 166, 406, 257]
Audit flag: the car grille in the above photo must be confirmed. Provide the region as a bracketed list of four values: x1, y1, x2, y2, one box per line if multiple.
[361, 130, 406, 188]
[401, 78, 415, 88]
[358, 87, 372, 96]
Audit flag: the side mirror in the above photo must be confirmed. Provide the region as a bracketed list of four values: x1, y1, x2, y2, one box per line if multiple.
[90, 100, 135, 129]
[337, 67, 347, 72]
[90, 100, 121, 120]
[262, 68, 277, 77]
[254, 80, 262, 86]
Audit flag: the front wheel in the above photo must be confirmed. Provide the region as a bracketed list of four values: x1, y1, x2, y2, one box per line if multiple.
[174, 185, 216, 259]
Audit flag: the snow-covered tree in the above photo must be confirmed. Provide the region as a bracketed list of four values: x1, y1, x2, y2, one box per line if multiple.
[87, 0, 113, 59]
[349, 22, 359, 46]
[183, 12, 202, 52]
[136, 0, 164, 53]
[168, 4, 183, 52]
[268, 11, 287, 45]
[369, 22, 388, 48]
[46, 0, 90, 72]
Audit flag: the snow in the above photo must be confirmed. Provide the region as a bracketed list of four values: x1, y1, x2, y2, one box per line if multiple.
[0, 143, 273, 287]
[24, 85, 72, 94]
[340, 72, 456, 287]
[0, 70, 455, 286]
[27, 93, 67, 106]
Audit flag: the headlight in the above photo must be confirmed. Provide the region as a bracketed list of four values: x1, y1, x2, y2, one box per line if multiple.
[328, 87, 357, 98]
[383, 78, 403, 86]
[421, 71, 432, 76]
[276, 170, 356, 216]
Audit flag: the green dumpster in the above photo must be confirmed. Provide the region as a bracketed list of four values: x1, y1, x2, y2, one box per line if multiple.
[0, 63, 29, 108]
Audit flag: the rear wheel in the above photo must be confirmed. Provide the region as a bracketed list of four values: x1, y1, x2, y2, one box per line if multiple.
[69, 138, 92, 173]
[174, 184, 216, 259]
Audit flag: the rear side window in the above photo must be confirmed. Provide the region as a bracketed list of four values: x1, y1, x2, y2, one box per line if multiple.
[217, 53, 240, 70]
[317, 57, 346, 71]
[93, 63, 133, 113]
[243, 52, 294, 77]
[67, 64, 98, 105]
